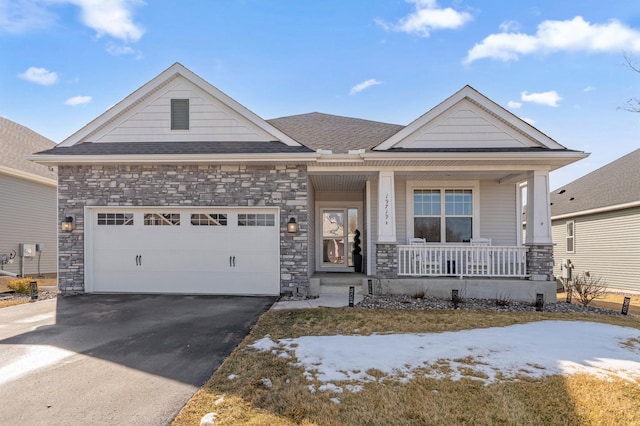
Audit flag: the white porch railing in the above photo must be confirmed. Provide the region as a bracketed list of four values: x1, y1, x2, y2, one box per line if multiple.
[397, 245, 528, 278]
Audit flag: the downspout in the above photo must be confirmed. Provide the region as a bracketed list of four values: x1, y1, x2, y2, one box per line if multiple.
[0, 270, 18, 277]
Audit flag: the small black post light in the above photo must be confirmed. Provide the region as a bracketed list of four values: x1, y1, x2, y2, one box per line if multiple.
[622, 297, 631, 316]
[348, 286, 355, 307]
[535, 293, 544, 312]
[452, 289, 459, 309]
[29, 280, 38, 302]
[367, 279, 373, 295]
[287, 217, 298, 234]
[60, 216, 74, 232]
[566, 288, 572, 304]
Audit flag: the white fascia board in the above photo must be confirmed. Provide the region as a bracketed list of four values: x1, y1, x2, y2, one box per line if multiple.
[374, 85, 565, 151]
[551, 200, 640, 220]
[27, 152, 320, 165]
[362, 150, 589, 163]
[59, 63, 301, 147]
[0, 165, 57, 187]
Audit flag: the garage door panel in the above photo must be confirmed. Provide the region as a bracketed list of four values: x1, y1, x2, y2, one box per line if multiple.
[87, 208, 280, 295]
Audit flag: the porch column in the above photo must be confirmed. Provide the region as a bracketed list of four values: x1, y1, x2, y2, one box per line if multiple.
[377, 171, 397, 243]
[525, 170, 554, 281]
[525, 170, 552, 245]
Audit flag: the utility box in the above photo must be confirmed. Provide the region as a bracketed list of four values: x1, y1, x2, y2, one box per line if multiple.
[19, 243, 36, 258]
[561, 259, 573, 280]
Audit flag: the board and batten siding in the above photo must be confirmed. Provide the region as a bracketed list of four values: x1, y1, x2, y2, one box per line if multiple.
[90, 77, 275, 143]
[478, 180, 518, 246]
[552, 206, 640, 293]
[0, 174, 57, 276]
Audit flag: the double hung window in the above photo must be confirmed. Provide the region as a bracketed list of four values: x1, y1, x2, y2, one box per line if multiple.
[413, 189, 473, 243]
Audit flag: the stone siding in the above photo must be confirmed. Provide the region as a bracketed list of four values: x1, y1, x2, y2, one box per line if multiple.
[526, 243, 554, 281]
[58, 164, 308, 294]
[375, 243, 398, 279]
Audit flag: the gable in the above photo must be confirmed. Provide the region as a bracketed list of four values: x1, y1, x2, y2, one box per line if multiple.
[59, 63, 300, 147]
[375, 86, 565, 151]
[88, 76, 279, 143]
[395, 99, 542, 149]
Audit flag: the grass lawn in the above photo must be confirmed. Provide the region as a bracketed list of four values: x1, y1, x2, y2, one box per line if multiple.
[173, 308, 640, 426]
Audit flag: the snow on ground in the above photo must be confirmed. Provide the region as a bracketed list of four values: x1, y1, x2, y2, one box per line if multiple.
[250, 321, 640, 391]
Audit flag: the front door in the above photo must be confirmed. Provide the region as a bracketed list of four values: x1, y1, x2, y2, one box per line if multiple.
[320, 207, 359, 269]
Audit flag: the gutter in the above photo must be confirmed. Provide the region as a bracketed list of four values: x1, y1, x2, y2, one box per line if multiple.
[551, 200, 640, 220]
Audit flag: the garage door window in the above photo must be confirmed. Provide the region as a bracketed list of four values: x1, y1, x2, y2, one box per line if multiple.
[144, 213, 180, 226]
[238, 213, 275, 226]
[190, 213, 228, 226]
[97, 213, 133, 225]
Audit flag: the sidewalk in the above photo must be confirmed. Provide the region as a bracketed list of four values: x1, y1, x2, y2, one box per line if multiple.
[271, 288, 364, 310]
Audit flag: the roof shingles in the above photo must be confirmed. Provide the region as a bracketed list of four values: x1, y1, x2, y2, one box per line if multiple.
[0, 116, 56, 180]
[550, 148, 640, 216]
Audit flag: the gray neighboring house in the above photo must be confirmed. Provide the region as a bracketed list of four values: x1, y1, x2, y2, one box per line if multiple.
[551, 148, 640, 294]
[0, 117, 57, 277]
[31, 63, 587, 301]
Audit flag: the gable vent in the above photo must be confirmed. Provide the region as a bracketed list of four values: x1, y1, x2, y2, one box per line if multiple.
[171, 99, 189, 130]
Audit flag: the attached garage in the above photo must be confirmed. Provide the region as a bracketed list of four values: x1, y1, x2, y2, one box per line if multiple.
[84, 207, 280, 295]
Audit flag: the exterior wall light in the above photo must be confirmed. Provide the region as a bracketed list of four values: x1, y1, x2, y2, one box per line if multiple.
[287, 217, 298, 233]
[61, 216, 74, 232]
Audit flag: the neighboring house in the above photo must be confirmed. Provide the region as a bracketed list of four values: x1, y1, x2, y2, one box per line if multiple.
[550, 148, 640, 294]
[31, 63, 587, 301]
[0, 117, 57, 277]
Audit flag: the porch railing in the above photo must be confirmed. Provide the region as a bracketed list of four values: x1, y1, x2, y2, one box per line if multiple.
[397, 245, 528, 278]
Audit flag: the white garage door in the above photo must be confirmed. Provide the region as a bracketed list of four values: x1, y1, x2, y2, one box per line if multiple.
[85, 207, 280, 295]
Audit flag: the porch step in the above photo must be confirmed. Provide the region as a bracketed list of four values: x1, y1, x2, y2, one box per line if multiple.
[310, 273, 367, 296]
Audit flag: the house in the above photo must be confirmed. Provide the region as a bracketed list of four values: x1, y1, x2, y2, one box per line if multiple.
[31, 63, 587, 301]
[550, 148, 640, 294]
[0, 117, 57, 277]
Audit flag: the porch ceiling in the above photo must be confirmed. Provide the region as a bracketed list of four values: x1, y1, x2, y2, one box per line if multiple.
[309, 170, 528, 191]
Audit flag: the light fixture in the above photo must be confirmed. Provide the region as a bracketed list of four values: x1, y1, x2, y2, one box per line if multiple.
[61, 216, 74, 232]
[287, 217, 298, 233]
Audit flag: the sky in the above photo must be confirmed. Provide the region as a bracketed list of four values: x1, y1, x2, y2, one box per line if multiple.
[251, 320, 640, 400]
[2, 0, 640, 190]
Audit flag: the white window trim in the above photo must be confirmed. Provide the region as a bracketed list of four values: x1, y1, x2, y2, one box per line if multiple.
[566, 220, 575, 253]
[405, 180, 480, 244]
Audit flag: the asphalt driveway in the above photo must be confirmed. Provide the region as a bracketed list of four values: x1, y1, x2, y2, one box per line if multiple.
[0, 294, 275, 425]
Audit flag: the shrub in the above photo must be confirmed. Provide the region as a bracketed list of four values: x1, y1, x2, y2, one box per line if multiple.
[570, 273, 608, 307]
[8, 278, 35, 294]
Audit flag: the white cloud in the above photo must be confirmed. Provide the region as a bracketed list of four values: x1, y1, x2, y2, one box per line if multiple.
[376, 0, 472, 37]
[18, 67, 58, 85]
[65, 95, 92, 106]
[106, 42, 135, 56]
[499, 20, 520, 32]
[465, 16, 640, 63]
[507, 100, 522, 109]
[350, 79, 382, 95]
[521, 90, 562, 107]
[521, 117, 536, 125]
[66, 0, 144, 42]
[0, 0, 56, 33]
[0, 0, 144, 42]
[584, 85, 596, 92]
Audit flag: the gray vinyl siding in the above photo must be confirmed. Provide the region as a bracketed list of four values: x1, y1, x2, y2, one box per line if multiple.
[0, 173, 57, 276]
[395, 179, 407, 245]
[552, 206, 640, 293]
[478, 180, 518, 246]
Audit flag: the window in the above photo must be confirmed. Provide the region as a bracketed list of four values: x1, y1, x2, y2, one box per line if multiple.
[190, 213, 227, 226]
[566, 221, 575, 253]
[413, 189, 472, 243]
[144, 213, 180, 226]
[171, 99, 189, 130]
[97, 213, 133, 225]
[238, 213, 275, 227]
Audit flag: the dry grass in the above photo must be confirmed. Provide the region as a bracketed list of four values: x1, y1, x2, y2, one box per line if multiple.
[558, 291, 640, 315]
[0, 276, 57, 309]
[173, 309, 640, 426]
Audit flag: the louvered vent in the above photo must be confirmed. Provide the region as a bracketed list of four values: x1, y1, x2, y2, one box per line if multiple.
[171, 99, 189, 130]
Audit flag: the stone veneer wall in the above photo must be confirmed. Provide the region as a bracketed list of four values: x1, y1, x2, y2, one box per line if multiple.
[526, 243, 554, 281]
[57, 164, 308, 294]
[375, 243, 398, 279]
